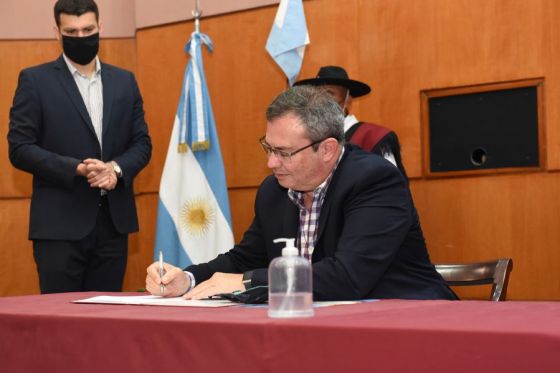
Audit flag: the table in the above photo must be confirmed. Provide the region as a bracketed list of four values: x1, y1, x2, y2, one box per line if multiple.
[1, 293, 559, 372]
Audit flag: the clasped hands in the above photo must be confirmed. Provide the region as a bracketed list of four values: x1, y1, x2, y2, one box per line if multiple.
[76, 158, 117, 190]
[145, 262, 244, 299]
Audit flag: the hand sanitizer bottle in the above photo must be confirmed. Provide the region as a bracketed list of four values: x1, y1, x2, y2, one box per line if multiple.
[268, 238, 313, 318]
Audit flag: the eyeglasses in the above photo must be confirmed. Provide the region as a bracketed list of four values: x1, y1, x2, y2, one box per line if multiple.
[259, 136, 326, 161]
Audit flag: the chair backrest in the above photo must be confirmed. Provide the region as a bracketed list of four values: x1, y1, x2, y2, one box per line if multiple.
[435, 258, 513, 301]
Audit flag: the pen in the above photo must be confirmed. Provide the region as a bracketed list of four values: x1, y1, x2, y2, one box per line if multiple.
[158, 250, 165, 296]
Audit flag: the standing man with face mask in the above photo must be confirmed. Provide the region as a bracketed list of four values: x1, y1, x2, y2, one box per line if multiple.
[7, 0, 152, 293]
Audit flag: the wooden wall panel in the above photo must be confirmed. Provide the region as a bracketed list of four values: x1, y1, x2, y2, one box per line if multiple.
[3, 0, 560, 300]
[356, 0, 548, 178]
[542, 0, 560, 169]
[296, 1, 361, 93]
[0, 199, 38, 296]
[0, 41, 60, 199]
[410, 172, 560, 300]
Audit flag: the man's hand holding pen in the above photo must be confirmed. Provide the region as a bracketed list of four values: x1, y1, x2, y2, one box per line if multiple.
[146, 262, 190, 297]
[146, 261, 245, 299]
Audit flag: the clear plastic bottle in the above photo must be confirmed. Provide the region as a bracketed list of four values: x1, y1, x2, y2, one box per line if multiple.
[268, 238, 314, 318]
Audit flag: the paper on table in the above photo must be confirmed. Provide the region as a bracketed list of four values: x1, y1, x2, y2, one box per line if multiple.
[74, 295, 237, 307]
[313, 301, 361, 307]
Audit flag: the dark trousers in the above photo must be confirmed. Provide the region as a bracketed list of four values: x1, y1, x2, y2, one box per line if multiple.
[33, 196, 128, 294]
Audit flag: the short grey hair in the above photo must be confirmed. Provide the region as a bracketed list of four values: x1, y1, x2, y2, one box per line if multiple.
[266, 86, 345, 146]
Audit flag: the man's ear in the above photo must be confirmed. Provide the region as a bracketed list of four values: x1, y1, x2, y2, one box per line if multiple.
[321, 138, 340, 161]
[98, 20, 103, 36]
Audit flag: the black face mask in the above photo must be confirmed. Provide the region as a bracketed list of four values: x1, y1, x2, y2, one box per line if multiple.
[62, 33, 99, 65]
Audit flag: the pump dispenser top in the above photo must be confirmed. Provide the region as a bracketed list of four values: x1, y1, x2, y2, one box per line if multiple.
[273, 238, 298, 256]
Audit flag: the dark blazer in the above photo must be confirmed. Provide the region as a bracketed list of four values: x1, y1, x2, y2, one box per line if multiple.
[8, 55, 152, 240]
[187, 145, 456, 301]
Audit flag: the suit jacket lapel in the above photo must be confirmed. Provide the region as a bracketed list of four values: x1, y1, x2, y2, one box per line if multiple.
[53, 56, 96, 136]
[283, 202, 299, 239]
[316, 146, 349, 241]
[317, 194, 332, 242]
[101, 63, 113, 145]
[279, 185, 299, 239]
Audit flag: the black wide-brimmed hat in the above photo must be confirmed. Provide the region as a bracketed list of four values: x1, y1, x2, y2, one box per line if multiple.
[294, 66, 371, 98]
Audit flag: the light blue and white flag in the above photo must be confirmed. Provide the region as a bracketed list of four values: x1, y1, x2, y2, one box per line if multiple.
[154, 32, 234, 268]
[266, 0, 310, 86]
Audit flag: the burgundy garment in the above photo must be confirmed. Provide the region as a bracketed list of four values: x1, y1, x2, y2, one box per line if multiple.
[347, 121, 391, 151]
[346, 121, 408, 180]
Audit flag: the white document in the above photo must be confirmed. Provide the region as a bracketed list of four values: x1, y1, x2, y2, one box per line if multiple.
[74, 295, 237, 308]
[313, 300, 362, 307]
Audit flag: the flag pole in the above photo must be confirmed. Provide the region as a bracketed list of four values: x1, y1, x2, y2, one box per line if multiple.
[193, 0, 202, 33]
[154, 0, 234, 267]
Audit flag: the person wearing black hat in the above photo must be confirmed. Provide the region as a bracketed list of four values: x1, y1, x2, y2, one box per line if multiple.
[294, 66, 408, 180]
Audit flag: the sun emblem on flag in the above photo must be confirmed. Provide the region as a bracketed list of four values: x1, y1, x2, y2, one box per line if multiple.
[180, 198, 215, 237]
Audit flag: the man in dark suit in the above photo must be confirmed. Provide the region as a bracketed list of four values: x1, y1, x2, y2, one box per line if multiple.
[8, 0, 152, 293]
[146, 86, 455, 301]
[295, 65, 408, 180]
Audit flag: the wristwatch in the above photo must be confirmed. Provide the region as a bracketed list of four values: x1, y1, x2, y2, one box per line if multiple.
[111, 161, 123, 178]
[242, 270, 254, 290]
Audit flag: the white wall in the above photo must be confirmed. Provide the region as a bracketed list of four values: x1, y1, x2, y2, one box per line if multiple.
[0, 0, 279, 39]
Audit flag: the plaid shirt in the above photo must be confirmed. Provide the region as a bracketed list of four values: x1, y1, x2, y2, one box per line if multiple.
[287, 147, 344, 261]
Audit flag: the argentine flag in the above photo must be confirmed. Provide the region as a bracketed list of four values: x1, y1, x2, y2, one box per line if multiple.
[266, 0, 310, 86]
[154, 32, 234, 268]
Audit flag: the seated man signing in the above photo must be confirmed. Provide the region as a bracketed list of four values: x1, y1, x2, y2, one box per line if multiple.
[146, 86, 456, 301]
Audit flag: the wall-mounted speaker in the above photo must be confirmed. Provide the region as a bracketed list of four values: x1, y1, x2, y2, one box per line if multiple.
[421, 79, 544, 177]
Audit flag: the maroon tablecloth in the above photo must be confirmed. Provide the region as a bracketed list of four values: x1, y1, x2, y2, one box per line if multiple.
[1, 292, 559, 372]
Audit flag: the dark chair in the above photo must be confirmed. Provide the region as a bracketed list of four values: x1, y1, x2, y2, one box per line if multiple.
[435, 258, 513, 301]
